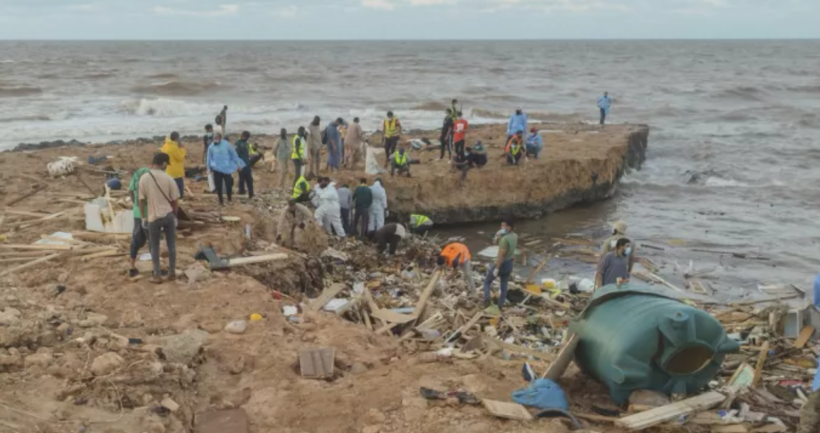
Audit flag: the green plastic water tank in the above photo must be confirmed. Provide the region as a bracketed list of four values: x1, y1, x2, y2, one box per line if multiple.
[569, 283, 739, 405]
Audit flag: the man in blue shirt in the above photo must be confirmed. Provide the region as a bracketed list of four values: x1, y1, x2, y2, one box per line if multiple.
[507, 108, 528, 145]
[598, 92, 611, 125]
[207, 132, 246, 205]
[525, 127, 543, 159]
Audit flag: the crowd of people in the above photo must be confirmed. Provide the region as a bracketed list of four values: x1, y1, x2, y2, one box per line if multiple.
[128, 95, 615, 310]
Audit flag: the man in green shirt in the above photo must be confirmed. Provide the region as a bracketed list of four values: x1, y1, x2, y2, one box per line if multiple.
[128, 167, 150, 277]
[351, 178, 373, 238]
[483, 218, 518, 308]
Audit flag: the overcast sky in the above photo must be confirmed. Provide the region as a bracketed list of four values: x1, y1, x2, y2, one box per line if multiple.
[0, 0, 817, 40]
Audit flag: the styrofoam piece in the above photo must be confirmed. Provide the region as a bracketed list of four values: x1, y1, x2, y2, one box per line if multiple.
[85, 198, 134, 234]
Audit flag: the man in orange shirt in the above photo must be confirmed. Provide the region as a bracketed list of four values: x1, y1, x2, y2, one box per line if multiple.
[437, 242, 475, 293]
[452, 111, 468, 157]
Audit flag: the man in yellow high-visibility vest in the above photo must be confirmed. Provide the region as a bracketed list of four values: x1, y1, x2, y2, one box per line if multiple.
[390, 144, 411, 177]
[291, 126, 307, 183]
[382, 111, 402, 167]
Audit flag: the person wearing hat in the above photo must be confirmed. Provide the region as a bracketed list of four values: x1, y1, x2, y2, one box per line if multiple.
[600, 221, 635, 273]
[437, 242, 475, 293]
[505, 131, 526, 166]
[525, 127, 543, 159]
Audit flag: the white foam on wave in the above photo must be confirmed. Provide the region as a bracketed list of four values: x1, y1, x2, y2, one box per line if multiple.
[703, 176, 749, 188]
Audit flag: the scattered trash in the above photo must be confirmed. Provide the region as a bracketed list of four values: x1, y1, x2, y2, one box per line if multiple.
[282, 306, 298, 317]
[249, 313, 263, 321]
[299, 347, 335, 379]
[419, 387, 480, 405]
[224, 320, 247, 334]
[47, 156, 79, 177]
[482, 399, 533, 421]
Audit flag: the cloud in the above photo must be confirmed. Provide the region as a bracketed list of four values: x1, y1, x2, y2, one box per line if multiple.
[406, 0, 454, 5]
[361, 0, 396, 10]
[153, 4, 239, 16]
[271, 5, 298, 17]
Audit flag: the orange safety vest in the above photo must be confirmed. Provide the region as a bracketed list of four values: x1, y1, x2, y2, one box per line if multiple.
[441, 243, 471, 267]
[384, 118, 400, 138]
[505, 136, 523, 155]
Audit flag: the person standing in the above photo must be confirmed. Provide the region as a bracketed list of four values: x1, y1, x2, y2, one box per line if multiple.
[505, 131, 525, 166]
[345, 117, 365, 171]
[312, 177, 346, 237]
[483, 219, 518, 308]
[525, 127, 543, 159]
[438, 242, 475, 293]
[374, 223, 408, 256]
[599, 221, 635, 274]
[203, 124, 214, 164]
[235, 131, 255, 199]
[207, 132, 245, 206]
[161, 131, 186, 199]
[598, 92, 611, 125]
[368, 179, 387, 235]
[440, 108, 454, 161]
[596, 238, 632, 288]
[216, 105, 228, 136]
[307, 116, 322, 178]
[338, 119, 348, 167]
[325, 118, 341, 172]
[138, 153, 180, 284]
[337, 183, 352, 235]
[450, 99, 459, 117]
[352, 178, 372, 238]
[127, 165, 150, 278]
[452, 111, 469, 157]
[506, 108, 528, 144]
[292, 126, 308, 182]
[382, 111, 402, 167]
[273, 128, 291, 189]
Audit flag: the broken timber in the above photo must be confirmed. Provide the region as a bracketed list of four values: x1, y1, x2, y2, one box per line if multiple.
[615, 391, 725, 430]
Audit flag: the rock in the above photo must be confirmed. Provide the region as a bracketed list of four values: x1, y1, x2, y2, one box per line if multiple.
[78, 312, 108, 328]
[224, 320, 247, 334]
[25, 351, 54, 368]
[161, 397, 180, 412]
[350, 362, 369, 375]
[0, 348, 23, 368]
[89, 352, 124, 376]
[161, 329, 209, 365]
[184, 262, 210, 284]
[364, 408, 386, 425]
[0, 307, 21, 326]
[362, 425, 382, 433]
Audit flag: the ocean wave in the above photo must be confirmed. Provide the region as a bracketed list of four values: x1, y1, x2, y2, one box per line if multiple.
[412, 101, 448, 111]
[714, 110, 755, 122]
[122, 98, 216, 117]
[0, 115, 52, 123]
[130, 80, 223, 97]
[471, 108, 507, 119]
[0, 86, 43, 97]
[82, 72, 116, 79]
[146, 73, 179, 79]
[787, 84, 820, 94]
[703, 177, 749, 188]
[528, 111, 587, 123]
[796, 114, 820, 129]
[715, 86, 767, 102]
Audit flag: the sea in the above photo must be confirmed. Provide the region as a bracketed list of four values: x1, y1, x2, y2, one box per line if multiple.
[1, 40, 819, 296]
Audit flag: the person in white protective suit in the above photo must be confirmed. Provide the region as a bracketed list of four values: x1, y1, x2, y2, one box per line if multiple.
[368, 179, 388, 234]
[312, 177, 346, 237]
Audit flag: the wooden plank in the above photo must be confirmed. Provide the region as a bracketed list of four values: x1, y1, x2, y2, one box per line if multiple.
[0, 253, 62, 278]
[411, 270, 441, 320]
[362, 287, 385, 329]
[0, 257, 42, 264]
[16, 210, 69, 229]
[81, 250, 122, 261]
[0, 251, 52, 258]
[1, 210, 50, 218]
[486, 339, 554, 362]
[521, 288, 571, 310]
[5, 185, 46, 207]
[575, 412, 618, 423]
[729, 295, 798, 307]
[632, 270, 684, 292]
[751, 341, 770, 388]
[794, 326, 815, 349]
[307, 283, 346, 312]
[615, 391, 725, 431]
[0, 244, 74, 251]
[482, 399, 533, 421]
[524, 253, 553, 285]
[444, 311, 484, 344]
[298, 347, 335, 379]
[72, 231, 131, 241]
[370, 309, 416, 324]
[543, 333, 579, 380]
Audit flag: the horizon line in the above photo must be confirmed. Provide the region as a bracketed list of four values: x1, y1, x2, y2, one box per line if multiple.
[1, 38, 819, 42]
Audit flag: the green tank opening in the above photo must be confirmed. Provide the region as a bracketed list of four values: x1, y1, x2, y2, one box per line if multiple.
[663, 345, 715, 376]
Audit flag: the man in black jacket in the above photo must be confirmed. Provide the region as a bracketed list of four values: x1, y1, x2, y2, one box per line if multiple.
[439, 108, 454, 160]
